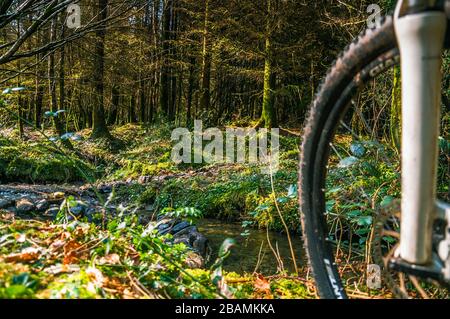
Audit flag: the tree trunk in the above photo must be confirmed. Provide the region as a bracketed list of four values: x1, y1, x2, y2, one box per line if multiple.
[139, 77, 146, 123]
[186, 57, 196, 125]
[48, 17, 68, 142]
[34, 78, 44, 128]
[34, 29, 44, 128]
[108, 85, 119, 125]
[59, 23, 66, 132]
[199, 0, 211, 113]
[129, 92, 136, 123]
[91, 0, 110, 139]
[160, 0, 173, 119]
[257, 0, 277, 129]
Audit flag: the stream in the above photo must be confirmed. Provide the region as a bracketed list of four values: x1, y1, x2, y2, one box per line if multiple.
[197, 219, 305, 275]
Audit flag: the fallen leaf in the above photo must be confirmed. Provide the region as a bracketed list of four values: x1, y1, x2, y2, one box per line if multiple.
[14, 233, 26, 243]
[4, 247, 41, 263]
[63, 240, 82, 264]
[49, 239, 66, 251]
[98, 253, 121, 265]
[51, 192, 65, 199]
[44, 264, 80, 275]
[86, 266, 105, 287]
[254, 274, 271, 293]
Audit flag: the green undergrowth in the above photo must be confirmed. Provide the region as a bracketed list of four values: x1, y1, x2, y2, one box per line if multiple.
[139, 167, 300, 232]
[0, 136, 94, 183]
[0, 211, 313, 299]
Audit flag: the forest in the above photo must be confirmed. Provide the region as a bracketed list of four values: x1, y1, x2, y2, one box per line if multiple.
[0, 0, 449, 300]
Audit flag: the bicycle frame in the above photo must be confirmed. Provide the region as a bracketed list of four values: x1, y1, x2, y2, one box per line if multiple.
[394, 0, 450, 273]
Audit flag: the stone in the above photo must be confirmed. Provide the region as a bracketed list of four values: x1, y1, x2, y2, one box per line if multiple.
[172, 225, 198, 237]
[170, 221, 192, 235]
[172, 226, 209, 258]
[156, 223, 172, 235]
[0, 198, 14, 209]
[44, 206, 60, 218]
[16, 198, 35, 213]
[35, 199, 49, 212]
[69, 200, 88, 216]
[99, 185, 112, 193]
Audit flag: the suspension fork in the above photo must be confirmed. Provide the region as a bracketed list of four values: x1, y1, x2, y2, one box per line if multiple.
[394, 1, 447, 265]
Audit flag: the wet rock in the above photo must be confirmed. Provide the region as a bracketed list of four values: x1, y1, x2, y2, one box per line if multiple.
[98, 184, 113, 193]
[70, 200, 89, 216]
[16, 199, 35, 213]
[173, 227, 209, 258]
[172, 225, 198, 237]
[0, 198, 14, 209]
[44, 206, 60, 218]
[156, 221, 173, 235]
[170, 220, 192, 235]
[35, 199, 50, 212]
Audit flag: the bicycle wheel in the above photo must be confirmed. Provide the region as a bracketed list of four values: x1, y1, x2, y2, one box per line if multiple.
[299, 15, 450, 299]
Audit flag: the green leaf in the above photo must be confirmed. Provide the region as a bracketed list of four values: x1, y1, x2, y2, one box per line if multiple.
[338, 156, 359, 168]
[383, 236, 397, 244]
[218, 238, 235, 257]
[350, 142, 366, 158]
[356, 215, 373, 226]
[277, 196, 289, 204]
[380, 195, 394, 207]
[347, 210, 362, 218]
[326, 200, 335, 212]
[2, 87, 26, 95]
[287, 184, 297, 198]
[5, 285, 29, 298]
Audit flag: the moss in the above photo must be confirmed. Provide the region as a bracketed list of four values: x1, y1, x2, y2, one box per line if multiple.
[270, 278, 311, 299]
[149, 167, 299, 231]
[137, 185, 159, 204]
[0, 140, 94, 183]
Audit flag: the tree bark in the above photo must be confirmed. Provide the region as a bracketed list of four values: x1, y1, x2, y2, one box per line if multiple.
[48, 17, 67, 138]
[91, 0, 111, 139]
[258, 0, 277, 129]
[199, 0, 211, 113]
[160, 0, 173, 119]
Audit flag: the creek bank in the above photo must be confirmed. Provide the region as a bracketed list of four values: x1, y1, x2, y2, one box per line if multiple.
[0, 183, 209, 267]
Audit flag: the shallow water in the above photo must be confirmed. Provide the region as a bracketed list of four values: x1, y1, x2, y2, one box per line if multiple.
[196, 219, 305, 275]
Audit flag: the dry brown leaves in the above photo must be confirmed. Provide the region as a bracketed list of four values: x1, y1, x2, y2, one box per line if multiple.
[4, 247, 41, 263]
[253, 274, 273, 299]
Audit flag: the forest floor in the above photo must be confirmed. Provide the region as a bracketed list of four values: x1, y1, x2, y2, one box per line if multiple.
[0, 124, 318, 299]
[2, 123, 447, 299]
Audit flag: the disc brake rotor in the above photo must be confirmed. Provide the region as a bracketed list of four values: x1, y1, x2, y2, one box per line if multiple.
[371, 200, 449, 299]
